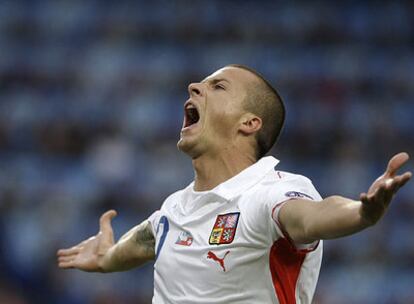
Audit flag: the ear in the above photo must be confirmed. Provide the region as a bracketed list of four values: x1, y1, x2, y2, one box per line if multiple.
[239, 113, 262, 136]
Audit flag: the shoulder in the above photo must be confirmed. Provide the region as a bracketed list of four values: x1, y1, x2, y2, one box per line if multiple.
[257, 169, 317, 197]
[147, 187, 188, 232]
[237, 169, 322, 216]
[159, 187, 187, 211]
[263, 169, 313, 185]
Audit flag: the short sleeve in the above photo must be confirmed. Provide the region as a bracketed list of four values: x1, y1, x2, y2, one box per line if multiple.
[147, 210, 162, 238]
[269, 173, 322, 252]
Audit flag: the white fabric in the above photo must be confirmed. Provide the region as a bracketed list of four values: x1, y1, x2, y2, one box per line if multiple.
[148, 156, 323, 304]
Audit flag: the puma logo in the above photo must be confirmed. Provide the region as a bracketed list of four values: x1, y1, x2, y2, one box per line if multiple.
[207, 250, 230, 272]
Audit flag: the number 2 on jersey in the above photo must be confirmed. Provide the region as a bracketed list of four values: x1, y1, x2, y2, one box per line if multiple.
[155, 216, 169, 260]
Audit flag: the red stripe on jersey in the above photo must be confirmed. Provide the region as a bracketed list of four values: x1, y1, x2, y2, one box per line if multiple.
[269, 238, 307, 304]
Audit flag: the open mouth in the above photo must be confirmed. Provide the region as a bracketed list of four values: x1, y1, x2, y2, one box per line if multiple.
[184, 103, 200, 128]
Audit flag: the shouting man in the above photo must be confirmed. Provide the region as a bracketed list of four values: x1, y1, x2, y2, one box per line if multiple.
[57, 65, 411, 304]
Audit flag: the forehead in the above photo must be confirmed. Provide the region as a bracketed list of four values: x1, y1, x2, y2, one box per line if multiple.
[202, 67, 258, 89]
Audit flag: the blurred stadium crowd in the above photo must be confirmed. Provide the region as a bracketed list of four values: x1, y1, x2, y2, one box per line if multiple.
[0, 0, 413, 303]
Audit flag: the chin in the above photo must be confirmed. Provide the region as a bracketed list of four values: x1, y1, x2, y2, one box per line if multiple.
[177, 136, 204, 158]
[177, 137, 194, 153]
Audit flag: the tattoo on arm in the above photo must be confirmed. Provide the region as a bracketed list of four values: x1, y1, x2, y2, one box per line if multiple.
[134, 221, 156, 257]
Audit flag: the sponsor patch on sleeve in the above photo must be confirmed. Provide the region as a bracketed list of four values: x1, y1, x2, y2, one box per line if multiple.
[285, 191, 314, 200]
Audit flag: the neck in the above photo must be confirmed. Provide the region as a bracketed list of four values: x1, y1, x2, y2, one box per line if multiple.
[192, 150, 256, 191]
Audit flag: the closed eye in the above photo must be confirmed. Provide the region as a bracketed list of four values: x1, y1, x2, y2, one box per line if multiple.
[201, 77, 230, 90]
[214, 83, 225, 90]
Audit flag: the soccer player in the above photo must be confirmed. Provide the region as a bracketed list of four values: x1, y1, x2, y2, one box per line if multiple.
[57, 65, 412, 303]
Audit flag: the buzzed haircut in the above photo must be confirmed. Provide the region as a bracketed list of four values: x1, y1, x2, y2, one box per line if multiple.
[226, 64, 285, 160]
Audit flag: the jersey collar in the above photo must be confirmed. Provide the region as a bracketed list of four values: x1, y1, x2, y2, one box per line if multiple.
[188, 156, 280, 201]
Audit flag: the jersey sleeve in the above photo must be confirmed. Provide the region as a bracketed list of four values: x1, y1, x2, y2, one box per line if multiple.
[268, 172, 322, 252]
[147, 210, 162, 238]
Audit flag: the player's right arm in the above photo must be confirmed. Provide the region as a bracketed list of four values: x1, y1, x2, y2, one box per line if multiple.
[57, 210, 155, 273]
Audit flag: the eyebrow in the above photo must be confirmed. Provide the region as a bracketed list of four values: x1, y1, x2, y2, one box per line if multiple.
[201, 77, 231, 85]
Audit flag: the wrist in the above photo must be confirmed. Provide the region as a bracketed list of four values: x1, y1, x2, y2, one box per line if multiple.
[98, 246, 116, 273]
[359, 203, 380, 227]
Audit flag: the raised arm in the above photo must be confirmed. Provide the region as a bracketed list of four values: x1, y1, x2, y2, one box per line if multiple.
[57, 210, 155, 273]
[279, 152, 412, 244]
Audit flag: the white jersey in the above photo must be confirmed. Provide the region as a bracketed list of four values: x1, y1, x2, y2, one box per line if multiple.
[148, 156, 323, 304]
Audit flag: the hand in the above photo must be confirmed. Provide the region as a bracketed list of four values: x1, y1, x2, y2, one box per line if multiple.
[359, 153, 412, 225]
[57, 210, 117, 272]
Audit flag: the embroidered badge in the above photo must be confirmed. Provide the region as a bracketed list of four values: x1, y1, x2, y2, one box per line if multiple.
[175, 231, 193, 246]
[285, 191, 314, 200]
[209, 212, 240, 245]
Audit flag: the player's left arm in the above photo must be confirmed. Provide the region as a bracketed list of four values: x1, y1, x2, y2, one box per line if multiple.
[279, 152, 412, 244]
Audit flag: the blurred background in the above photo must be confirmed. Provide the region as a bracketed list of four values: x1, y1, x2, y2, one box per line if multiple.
[0, 0, 413, 303]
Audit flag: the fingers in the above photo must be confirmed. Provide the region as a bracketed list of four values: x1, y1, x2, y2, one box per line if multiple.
[391, 171, 412, 192]
[361, 171, 412, 206]
[56, 236, 95, 257]
[99, 210, 117, 234]
[58, 255, 81, 269]
[57, 246, 80, 257]
[385, 152, 410, 177]
[384, 172, 412, 193]
[373, 182, 387, 202]
[360, 192, 370, 205]
[58, 261, 75, 269]
[57, 245, 79, 268]
[58, 255, 75, 265]
[57, 248, 78, 269]
[361, 181, 389, 205]
[98, 210, 117, 255]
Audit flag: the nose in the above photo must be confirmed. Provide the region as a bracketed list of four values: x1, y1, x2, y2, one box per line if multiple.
[188, 82, 204, 97]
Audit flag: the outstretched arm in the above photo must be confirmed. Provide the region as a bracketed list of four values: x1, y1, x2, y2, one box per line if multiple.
[279, 152, 412, 244]
[57, 210, 155, 273]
